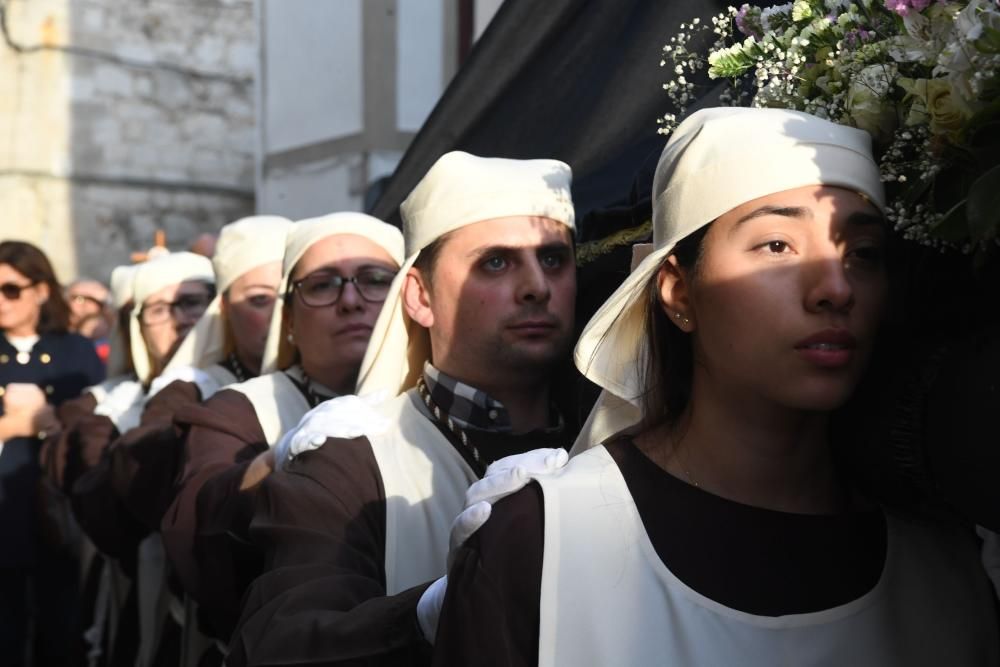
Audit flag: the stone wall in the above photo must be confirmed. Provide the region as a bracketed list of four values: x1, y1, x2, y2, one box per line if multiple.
[0, 0, 255, 283]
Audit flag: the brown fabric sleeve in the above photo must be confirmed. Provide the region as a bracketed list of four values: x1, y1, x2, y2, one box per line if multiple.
[107, 379, 202, 530]
[70, 420, 147, 567]
[160, 388, 268, 639]
[432, 484, 545, 667]
[40, 392, 98, 491]
[226, 436, 432, 667]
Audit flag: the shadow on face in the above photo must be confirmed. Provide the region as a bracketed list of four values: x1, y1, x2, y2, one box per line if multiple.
[411, 216, 577, 392]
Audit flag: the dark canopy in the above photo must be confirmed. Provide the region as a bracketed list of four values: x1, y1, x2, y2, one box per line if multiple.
[370, 0, 753, 243]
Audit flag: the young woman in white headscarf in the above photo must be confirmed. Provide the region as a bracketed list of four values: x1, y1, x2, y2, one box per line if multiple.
[70, 251, 215, 560]
[433, 108, 999, 666]
[63, 251, 214, 666]
[161, 213, 404, 642]
[102, 216, 291, 534]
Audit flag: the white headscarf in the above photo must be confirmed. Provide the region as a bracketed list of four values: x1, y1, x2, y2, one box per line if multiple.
[260, 213, 405, 375]
[164, 216, 292, 373]
[356, 151, 576, 396]
[129, 252, 214, 385]
[105, 264, 139, 378]
[571, 107, 886, 452]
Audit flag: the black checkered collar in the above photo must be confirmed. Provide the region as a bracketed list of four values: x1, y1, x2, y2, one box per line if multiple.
[421, 362, 563, 435]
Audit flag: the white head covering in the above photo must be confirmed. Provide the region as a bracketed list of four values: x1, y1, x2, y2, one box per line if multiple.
[572, 107, 886, 452]
[260, 212, 405, 375]
[356, 151, 576, 396]
[129, 252, 215, 385]
[164, 216, 292, 373]
[109, 264, 137, 310]
[105, 264, 139, 377]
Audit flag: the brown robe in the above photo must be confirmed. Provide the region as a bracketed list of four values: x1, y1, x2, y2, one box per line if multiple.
[226, 423, 568, 667]
[161, 389, 271, 640]
[71, 380, 200, 565]
[432, 438, 889, 666]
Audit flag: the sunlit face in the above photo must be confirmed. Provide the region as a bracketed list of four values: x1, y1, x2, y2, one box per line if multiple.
[287, 234, 399, 375]
[408, 216, 576, 387]
[67, 280, 110, 338]
[139, 280, 214, 368]
[666, 185, 887, 413]
[0, 263, 48, 336]
[221, 261, 282, 375]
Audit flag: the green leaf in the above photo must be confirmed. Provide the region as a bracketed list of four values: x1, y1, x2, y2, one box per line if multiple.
[929, 198, 969, 243]
[966, 165, 1000, 242]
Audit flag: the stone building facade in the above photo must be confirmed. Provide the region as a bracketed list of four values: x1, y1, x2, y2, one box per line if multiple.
[0, 0, 255, 282]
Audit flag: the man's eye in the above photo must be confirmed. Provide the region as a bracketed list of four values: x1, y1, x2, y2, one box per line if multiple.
[482, 256, 507, 271]
[540, 252, 565, 269]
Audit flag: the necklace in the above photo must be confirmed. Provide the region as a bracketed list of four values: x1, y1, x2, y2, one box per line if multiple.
[416, 375, 485, 476]
[301, 372, 326, 408]
[226, 352, 250, 384]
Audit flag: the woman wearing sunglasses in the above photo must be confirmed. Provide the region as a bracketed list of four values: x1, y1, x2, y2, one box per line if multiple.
[0, 240, 105, 667]
[433, 109, 998, 665]
[162, 212, 404, 645]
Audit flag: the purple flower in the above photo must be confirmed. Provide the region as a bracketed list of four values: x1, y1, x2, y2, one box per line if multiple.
[884, 0, 911, 15]
[884, 0, 934, 15]
[735, 4, 758, 38]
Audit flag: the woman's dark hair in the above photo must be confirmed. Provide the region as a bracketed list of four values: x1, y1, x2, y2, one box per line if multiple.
[0, 241, 71, 335]
[638, 225, 710, 430]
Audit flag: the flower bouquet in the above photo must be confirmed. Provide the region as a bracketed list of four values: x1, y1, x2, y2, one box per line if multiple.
[659, 0, 1000, 261]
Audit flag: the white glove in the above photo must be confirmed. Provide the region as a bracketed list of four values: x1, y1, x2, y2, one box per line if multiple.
[416, 447, 570, 644]
[273, 390, 391, 470]
[94, 380, 146, 432]
[147, 365, 221, 402]
[416, 575, 447, 643]
[448, 447, 569, 566]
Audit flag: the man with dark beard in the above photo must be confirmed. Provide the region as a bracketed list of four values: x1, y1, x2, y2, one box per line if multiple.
[227, 152, 578, 665]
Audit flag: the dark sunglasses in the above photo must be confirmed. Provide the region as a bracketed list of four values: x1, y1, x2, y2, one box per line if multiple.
[0, 281, 38, 300]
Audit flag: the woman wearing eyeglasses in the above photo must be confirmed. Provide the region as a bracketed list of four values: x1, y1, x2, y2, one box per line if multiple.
[162, 213, 404, 644]
[0, 240, 105, 667]
[63, 218, 292, 667]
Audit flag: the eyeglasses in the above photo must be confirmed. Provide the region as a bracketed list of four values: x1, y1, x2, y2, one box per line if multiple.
[0, 281, 38, 300]
[69, 294, 108, 310]
[139, 292, 213, 325]
[291, 268, 396, 307]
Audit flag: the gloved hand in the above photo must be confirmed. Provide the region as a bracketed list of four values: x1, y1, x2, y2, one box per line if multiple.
[416, 447, 570, 643]
[448, 447, 569, 567]
[147, 365, 221, 402]
[273, 390, 391, 470]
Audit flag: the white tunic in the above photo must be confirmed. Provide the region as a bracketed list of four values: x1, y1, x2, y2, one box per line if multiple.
[229, 370, 312, 447]
[367, 391, 477, 594]
[536, 445, 999, 667]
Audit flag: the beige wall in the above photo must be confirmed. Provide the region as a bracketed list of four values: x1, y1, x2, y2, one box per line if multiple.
[0, 0, 256, 283]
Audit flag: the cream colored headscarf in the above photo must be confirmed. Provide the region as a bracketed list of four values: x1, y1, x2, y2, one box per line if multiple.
[259, 213, 406, 375]
[129, 252, 215, 385]
[164, 216, 292, 373]
[356, 151, 576, 397]
[105, 264, 138, 378]
[571, 107, 886, 452]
